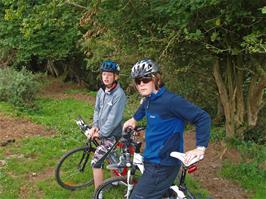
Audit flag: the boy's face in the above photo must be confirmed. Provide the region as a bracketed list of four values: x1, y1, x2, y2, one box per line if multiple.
[135, 77, 157, 96]
[101, 71, 117, 88]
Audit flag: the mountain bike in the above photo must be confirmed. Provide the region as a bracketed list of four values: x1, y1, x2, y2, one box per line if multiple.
[93, 130, 203, 199]
[55, 116, 144, 191]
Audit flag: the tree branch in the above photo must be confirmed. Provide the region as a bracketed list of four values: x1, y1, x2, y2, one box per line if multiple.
[64, 0, 89, 10]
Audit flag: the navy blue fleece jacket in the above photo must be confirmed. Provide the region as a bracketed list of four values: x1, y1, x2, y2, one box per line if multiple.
[133, 86, 211, 166]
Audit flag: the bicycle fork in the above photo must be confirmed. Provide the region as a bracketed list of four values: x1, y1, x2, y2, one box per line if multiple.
[125, 169, 134, 199]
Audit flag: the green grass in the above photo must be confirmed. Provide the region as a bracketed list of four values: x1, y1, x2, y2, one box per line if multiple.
[0, 95, 97, 198]
[2, 92, 263, 199]
[0, 135, 95, 198]
[220, 140, 266, 199]
[181, 175, 209, 198]
[0, 92, 210, 198]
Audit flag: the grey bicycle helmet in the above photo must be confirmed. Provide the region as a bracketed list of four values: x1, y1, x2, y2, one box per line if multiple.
[131, 59, 159, 78]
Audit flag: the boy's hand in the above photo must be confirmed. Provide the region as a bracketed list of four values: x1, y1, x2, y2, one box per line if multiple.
[123, 118, 137, 131]
[85, 127, 99, 139]
[184, 147, 205, 165]
[91, 131, 100, 139]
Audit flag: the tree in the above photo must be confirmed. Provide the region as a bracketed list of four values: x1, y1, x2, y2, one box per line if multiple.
[80, 0, 265, 138]
[0, 0, 83, 76]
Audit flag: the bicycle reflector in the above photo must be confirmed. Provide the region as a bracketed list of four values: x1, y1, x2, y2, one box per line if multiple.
[188, 165, 197, 173]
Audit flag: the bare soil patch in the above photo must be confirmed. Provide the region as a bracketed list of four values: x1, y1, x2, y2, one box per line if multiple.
[0, 113, 54, 145]
[39, 78, 95, 104]
[185, 131, 250, 199]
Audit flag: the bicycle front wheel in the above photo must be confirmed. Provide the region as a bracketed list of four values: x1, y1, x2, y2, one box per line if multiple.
[93, 176, 130, 199]
[55, 145, 94, 190]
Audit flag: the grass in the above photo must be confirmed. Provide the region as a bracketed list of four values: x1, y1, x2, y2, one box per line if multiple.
[2, 81, 258, 198]
[0, 95, 96, 198]
[220, 139, 266, 199]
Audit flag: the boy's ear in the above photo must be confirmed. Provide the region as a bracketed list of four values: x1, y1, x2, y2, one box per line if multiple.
[115, 74, 119, 80]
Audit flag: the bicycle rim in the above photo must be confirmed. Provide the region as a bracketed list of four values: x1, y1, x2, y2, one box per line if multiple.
[55, 145, 94, 190]
[93, 176, 130, 199]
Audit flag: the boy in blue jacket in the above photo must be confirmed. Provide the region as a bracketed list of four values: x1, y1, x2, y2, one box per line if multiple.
[123, 59, 211, 199]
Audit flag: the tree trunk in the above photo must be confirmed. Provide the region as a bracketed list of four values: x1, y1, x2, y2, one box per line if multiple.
[234, 57, 245, 138]
[213, 59, 235, 138]
[46, 59, 59, 77]
[247, 71, 266, 127]
[213, 96, 224, 124]
[213, 56, 266, 139]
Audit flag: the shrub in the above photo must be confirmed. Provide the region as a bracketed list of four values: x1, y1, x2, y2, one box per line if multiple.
[0, 67, 40, 107]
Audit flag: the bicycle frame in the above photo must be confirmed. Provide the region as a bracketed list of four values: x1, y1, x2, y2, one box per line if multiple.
[75, 116, 135, 177]
[105, 133, 199, 199]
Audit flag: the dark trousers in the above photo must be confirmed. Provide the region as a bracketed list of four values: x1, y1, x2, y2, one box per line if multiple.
[130, 161, 180, 199]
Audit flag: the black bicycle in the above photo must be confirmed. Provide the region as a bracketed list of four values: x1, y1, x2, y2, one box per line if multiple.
[55, 116, 143, 191]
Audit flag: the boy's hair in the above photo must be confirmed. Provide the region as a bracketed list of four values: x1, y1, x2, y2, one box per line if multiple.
[153, 73, 164, 90]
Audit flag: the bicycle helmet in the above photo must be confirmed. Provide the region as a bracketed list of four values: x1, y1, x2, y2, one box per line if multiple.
[100, 60, 120, 74]
[131, 59, 159, 78]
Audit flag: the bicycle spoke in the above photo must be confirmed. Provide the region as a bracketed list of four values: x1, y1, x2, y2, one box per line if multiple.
[55, 146, 94, 190]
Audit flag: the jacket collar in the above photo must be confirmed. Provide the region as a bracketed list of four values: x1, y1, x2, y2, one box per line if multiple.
[100, 81, 119, 94]
[148, 86, 166, 101]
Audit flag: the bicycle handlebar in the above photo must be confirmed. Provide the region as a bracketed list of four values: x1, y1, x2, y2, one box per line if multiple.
[75, 115, 91, 133]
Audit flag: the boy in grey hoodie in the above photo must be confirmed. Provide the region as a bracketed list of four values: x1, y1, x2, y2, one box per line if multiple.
[86, 60, 126, 191]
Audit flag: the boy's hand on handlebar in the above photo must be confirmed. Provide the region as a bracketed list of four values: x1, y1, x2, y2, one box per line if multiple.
[184, 147, 205, 165]
[123, 118, 137, 131]
[85, 127, 99, 139]
[91, 131, 100, 139]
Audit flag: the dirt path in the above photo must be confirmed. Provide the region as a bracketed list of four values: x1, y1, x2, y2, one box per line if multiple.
[0, 113, 55, 145]
[184, 131, 249, 199]
[0, 79, 250, 199]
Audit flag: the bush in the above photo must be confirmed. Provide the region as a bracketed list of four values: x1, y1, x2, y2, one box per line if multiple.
[0, 67, 40, 107]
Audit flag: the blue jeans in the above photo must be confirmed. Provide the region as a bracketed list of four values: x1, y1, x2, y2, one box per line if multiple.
[130, 161, 180, 199]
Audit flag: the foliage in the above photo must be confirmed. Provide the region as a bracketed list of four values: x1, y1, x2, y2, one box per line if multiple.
[0, 67, 40, 107]
[0, 0, 83, 66]
[80, 0, 266, 138]
[210, 126, 226, 142]
[244, 106, 266, 144]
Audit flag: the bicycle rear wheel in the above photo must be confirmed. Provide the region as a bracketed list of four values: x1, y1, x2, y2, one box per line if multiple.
[93, 176, 130, 199]
[55, 145, 94, 190]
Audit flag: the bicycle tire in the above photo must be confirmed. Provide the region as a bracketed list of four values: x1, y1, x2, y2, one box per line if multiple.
[93, 176, 130, 199]
[184, 189, 196, 199]
[55, 145, 94, 190]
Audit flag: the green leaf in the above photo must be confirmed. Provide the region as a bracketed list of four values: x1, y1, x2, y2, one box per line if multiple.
[262, 6, 266, 14]
[211, 32, 219, 42]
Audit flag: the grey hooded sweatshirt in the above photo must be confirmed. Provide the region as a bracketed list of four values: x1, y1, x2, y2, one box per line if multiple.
[93, 83, 126, 138]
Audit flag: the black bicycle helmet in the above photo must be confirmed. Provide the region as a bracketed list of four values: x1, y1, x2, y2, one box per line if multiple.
[100, 61, 120, 74]
[131, 59, 159, 78]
